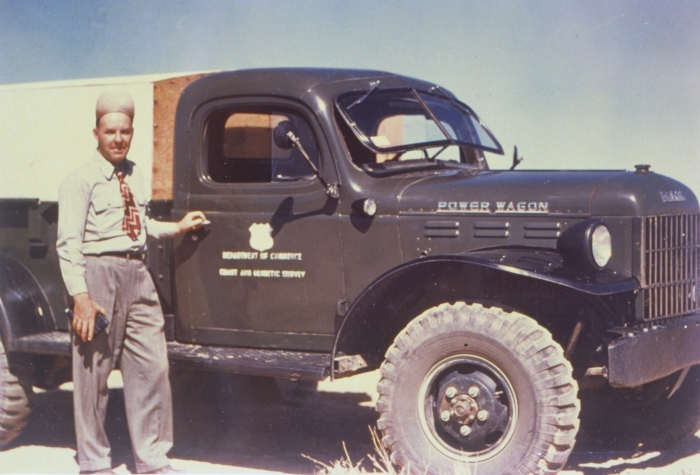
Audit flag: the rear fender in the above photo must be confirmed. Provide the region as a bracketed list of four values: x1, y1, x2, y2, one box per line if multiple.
[332, 249, 639, 373]
[0, 253, 56, 350]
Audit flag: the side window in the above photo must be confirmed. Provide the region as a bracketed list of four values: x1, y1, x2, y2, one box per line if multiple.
[207, 108, 319, 183]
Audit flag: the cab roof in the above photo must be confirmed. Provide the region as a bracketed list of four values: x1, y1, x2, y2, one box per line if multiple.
[177, 68, 451, 116]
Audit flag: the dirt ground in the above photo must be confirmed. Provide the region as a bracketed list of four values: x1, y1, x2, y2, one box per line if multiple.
[0, 370, 698, 474]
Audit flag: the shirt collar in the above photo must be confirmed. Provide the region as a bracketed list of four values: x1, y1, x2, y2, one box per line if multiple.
[92, 151, 134, 179]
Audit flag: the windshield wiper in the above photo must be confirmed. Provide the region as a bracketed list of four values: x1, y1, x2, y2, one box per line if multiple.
[428, 146, 448, 161]
[346, 80, 381, 110]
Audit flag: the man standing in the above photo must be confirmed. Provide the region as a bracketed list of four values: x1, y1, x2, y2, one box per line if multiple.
[57, 91, 205, 474]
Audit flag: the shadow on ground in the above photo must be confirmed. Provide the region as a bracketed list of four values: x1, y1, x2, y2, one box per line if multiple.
[169, 370, 379, 473]
[11, 371, 379, 474]
[564, 433, 700, 474]
[8, 371, 699, 474]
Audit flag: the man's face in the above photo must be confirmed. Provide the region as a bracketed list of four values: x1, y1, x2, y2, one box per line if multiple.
[94, 112, 134, 166]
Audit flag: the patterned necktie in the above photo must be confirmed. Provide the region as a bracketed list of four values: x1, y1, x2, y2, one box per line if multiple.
[114, 168, 141, 241]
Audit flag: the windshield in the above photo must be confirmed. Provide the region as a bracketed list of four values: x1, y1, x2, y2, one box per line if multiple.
[337, 88, 503, 170]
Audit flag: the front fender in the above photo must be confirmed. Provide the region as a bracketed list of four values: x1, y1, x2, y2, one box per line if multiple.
[0, 253, 55, 350]
[459, 247, 638, 295]
[332, 248, 638, 374]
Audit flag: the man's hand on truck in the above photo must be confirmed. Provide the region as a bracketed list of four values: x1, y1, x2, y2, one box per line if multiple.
[176, 211, 209, 235]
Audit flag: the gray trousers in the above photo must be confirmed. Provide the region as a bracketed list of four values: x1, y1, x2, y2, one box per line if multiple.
[73, 255, 173, 473]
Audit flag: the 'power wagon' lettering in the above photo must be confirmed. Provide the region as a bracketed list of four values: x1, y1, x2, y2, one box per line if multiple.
[437, 201, 549, 214]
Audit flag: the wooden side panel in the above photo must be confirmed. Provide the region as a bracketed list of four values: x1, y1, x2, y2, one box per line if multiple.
[152, 74, 209, 200]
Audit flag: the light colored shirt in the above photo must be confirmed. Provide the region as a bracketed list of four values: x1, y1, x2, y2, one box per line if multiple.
[57, 151, 177, 296]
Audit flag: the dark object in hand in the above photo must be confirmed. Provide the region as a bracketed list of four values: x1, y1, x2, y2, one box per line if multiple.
[65, 308, 109, 337]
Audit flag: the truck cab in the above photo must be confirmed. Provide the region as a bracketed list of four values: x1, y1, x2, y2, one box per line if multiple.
[1, 68, 699, 474]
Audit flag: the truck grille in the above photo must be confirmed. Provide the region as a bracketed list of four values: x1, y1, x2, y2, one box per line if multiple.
[641, 214, 700, 321]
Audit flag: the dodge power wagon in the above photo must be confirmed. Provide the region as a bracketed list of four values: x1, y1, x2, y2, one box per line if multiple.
[1, 68, 699, 474]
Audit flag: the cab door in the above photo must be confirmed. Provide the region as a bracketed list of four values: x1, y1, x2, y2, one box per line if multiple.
[173, 98, 343, 351]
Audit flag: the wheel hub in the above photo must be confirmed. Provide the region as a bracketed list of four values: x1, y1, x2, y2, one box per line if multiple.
[439, 390, 479, 426]
[430, 366, 511, 453]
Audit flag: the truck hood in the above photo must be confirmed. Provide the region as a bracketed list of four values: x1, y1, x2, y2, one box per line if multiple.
[397, 169, 699, 217]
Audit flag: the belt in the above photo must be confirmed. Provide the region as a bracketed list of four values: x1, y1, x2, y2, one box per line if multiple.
[89, 251, 145, 261]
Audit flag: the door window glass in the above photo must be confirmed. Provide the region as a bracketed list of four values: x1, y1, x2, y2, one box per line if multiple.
[207, 109, 319, 183]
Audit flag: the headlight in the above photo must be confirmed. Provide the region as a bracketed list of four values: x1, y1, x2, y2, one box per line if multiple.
[590, 223, 612, 268]
[557, 219, 612, 272]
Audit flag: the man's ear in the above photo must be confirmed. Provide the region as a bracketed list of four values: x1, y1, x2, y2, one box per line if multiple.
[93, 128, 98, 140]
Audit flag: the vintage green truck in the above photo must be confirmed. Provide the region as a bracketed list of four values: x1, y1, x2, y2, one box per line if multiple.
[1, 69, 699, 474]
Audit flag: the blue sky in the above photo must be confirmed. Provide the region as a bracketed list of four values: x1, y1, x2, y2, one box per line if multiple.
[2, 0, 699, 194]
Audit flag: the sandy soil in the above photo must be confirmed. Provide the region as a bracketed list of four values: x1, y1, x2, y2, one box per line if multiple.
[0, 370, 697, 474]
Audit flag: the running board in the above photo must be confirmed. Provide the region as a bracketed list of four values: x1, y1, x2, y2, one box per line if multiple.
[13, 331, 71, 355]
[12, 331, 332, 381]
[167, 341, 332, 380]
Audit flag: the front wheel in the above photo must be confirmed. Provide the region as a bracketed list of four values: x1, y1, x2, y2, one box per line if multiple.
[376, 302, 580, 475]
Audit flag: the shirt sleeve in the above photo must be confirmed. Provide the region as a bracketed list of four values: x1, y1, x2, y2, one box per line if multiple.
[145, 217, 178, 240]
[56, 173, 91, 296]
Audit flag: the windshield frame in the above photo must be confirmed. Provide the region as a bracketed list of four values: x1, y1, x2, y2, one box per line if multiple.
[335, 86, 504, 157]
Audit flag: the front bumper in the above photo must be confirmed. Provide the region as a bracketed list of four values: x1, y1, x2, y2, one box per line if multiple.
[607, 313, 700, 387]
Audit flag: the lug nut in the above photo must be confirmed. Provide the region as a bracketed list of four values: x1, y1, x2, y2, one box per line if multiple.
[460, 425, 472, 436]
[445, 387, 457, 399]
[477, 410, 489, 422]
[468, 386, 480, 398]
[440, 410, 451, 422]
